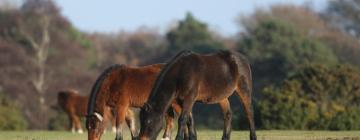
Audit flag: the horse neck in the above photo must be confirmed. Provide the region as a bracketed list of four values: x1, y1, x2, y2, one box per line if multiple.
[148, 84, 176, 115]
[88, 64, 123, 116]
[146, 50, 192, 115]
[93, 90, 108, 115]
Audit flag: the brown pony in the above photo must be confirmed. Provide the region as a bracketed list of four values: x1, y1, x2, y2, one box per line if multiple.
[57, 89, 115, 133]
[139, 50, 257, 140]
[86, 64, 179, 140]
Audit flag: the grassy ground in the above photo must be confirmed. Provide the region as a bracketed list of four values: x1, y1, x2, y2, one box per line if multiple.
[0, 130, 359, 140]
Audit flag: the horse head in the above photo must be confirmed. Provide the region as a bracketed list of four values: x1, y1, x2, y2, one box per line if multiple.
[139, 103, 164, 140]
[86, 112, 105, 140]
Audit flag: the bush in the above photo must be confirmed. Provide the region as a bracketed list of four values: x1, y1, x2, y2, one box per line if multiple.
[0, 94, 27, 130]
[47, 110, 69, 131]
[257, 64, 360, 130]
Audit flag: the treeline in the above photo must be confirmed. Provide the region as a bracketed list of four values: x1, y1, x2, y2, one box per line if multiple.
[1, 0, 360, 130]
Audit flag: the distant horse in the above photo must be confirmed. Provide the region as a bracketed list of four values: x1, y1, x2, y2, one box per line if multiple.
[86, 64, 179, 140]
[57, 89, 115, 133]
[139, 50, 257, 140]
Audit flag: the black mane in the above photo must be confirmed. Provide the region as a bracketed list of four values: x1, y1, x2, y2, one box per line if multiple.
[147, 50, 193, 104]
[87, 64, 124, 116]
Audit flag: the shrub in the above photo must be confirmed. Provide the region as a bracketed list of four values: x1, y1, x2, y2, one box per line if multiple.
[0, 93, 28, 130]
[47, 110, 68, 131]
[257, 64, 360, 130]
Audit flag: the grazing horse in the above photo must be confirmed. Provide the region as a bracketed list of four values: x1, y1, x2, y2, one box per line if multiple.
[86, 64, 179, 140]
[139, 50, 257, 140]
[57, 89, 115, 133]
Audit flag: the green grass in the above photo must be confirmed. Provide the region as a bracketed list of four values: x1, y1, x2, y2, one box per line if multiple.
[0, 130, 359, 140]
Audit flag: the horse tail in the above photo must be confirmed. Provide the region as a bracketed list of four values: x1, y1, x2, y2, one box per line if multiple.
[87, 64, 124, 116]
[148, 50, 193, 101]
[229, 51, 256, 139]
[230, 50, 253, 98]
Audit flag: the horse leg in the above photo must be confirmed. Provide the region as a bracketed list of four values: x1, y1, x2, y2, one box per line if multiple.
[219, 99, 232, 140]
[236, 87, 257, 140]
[111, 113, 116, 133]
[103, 107, 112, 134]
[125, 109, 137, 140]
[162, 102, 182, 140]
[108, 107, 116, 133]
[68, 114, 75, 133]
[115, 106, 127, 140]
[186, 112, 196, 140]
[74, 115, 83, 134]
[175, 106, 196, 140]
[163, 107, 175, 140]
[175, 93, 197, 140]
[175, 109, 190, 140]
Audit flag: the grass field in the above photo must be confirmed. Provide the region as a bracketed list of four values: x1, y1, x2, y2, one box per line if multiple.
[0, 130, 359, 140]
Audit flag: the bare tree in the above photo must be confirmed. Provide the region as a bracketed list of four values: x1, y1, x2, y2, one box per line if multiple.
[16, 0, 55, 111]
[19, 15, 50, 109]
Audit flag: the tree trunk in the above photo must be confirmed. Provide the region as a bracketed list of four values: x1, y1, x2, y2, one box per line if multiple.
[20, 16, 50, 111]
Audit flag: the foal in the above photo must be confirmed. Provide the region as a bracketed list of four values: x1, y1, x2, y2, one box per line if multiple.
[139, 50, 257, 140]
[86, 64, 179, 140]
[57, 89, 115, 133]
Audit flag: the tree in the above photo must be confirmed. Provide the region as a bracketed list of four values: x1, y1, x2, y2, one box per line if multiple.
[0, 0, 58, 111]
[320, 1, 360, 66]
[324, 0, 360, 39]
[238, 18, 338, 94]
[0, 0, 96, 129]
[166, 12, 222, 55]
[258, 64, 360, 130]
[238, 5, 360, 67]
[21, 9, 51, 111]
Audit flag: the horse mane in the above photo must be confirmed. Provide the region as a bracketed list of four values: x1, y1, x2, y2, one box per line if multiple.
[87, 64, 124, 116]
[147, 50, 193, 103]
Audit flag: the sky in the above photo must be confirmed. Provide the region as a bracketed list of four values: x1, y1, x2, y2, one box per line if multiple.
[54, 0, 328, 36]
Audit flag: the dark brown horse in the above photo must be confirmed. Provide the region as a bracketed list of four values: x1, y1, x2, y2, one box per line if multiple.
[139, 50, 257, 140]
[86, 64, 179, 140]
[57, 89, 115, 133]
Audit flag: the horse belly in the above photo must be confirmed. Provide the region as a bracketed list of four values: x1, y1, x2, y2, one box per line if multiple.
[128, 88, 152, 108]
[197, 82, 235, 104]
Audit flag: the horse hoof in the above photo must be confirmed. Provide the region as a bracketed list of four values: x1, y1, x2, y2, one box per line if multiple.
[188, 135, 197, 140]
[175, 136, 183, 140]
[112, 127, 116, 133]
[250, 136, 257, 140]
[115, 137, 123, 140]
[161, 137, 170, 140]
[77, 129, 84, 134]
[221, 136, 230, 140]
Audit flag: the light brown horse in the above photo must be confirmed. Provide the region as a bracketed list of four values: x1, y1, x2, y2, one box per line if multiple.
[139, 50, 257, 140]
[57, 89, 115, 133]
[86, 64, 180, 140]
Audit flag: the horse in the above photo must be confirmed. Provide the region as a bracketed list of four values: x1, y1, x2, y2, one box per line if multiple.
[139, 50, 257, 140]
[57, 89, 115, 133]
[86, 63, 180, 140]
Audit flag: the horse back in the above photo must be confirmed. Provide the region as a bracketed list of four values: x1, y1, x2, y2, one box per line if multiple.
[57, 90, 88, 116]
[107, 63, 165, 107]
[174, 50, 251, 103]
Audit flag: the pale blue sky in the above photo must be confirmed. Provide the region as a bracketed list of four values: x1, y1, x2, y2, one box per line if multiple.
[55, 0, 328, 36]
